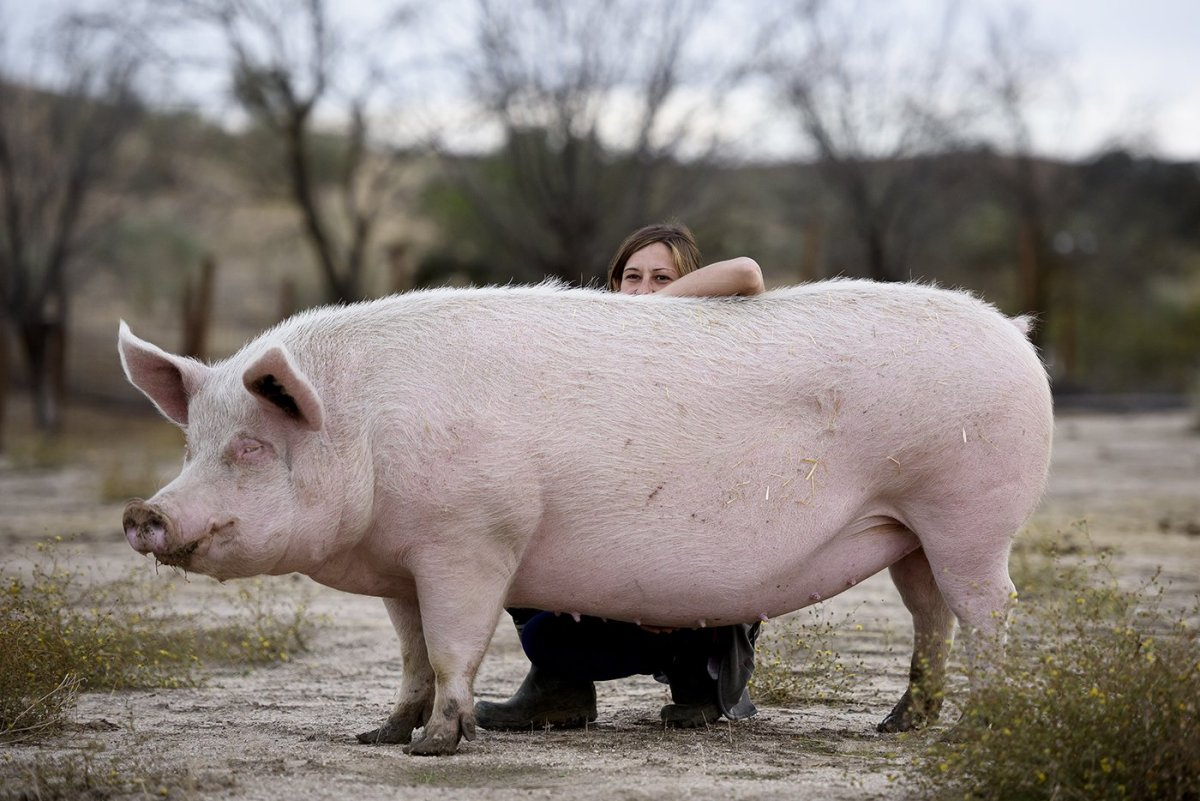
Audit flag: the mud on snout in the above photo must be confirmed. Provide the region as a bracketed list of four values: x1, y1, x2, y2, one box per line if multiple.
[123, 499, 200, 568]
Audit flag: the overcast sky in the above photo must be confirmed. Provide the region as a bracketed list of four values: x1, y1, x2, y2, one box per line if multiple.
[1027, 0, 1199, 158]
[4, 0, 1198, 161]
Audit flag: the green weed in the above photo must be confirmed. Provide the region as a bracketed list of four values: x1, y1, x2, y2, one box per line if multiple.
[750, 605, 865, 705]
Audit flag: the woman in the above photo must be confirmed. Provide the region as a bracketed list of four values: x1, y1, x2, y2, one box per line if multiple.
[474, 222, 765, 731]
[606, 222, 764, 298]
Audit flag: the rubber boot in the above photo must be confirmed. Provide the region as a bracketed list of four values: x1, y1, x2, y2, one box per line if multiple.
[474, 665, 597, 730]
[661, 695, 721, 728]
[660, 655, 722, 728]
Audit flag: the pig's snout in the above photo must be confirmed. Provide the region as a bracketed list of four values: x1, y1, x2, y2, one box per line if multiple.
[123, 500, 178, 558]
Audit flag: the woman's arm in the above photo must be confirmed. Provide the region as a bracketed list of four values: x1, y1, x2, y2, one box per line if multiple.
[656, 257, 764, 297]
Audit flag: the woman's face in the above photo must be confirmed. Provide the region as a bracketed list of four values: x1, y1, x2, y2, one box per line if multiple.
[617, 242, 681, 295]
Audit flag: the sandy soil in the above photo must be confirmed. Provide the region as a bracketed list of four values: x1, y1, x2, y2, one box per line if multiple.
[2, 409, 1199, 800]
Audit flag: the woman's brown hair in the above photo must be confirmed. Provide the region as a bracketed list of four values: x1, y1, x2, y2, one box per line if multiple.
[605, 222, 702, 291]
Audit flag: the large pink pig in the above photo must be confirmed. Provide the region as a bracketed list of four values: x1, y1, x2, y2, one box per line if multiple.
[120, 279, 1052, 755]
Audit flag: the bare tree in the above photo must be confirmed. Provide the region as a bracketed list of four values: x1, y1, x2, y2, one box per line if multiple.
[760, 0, 969, 282]
[139, 0, 419, 304]
[435, 0, 738, 285]
[0, 16, 143, 442]
[181, 253, 217, 360]
[971, 3, 1069, 353]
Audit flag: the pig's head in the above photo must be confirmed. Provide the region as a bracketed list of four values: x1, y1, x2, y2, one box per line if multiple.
[118, 322, 359, 581]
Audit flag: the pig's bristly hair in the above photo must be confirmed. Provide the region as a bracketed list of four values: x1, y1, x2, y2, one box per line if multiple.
[258, 276, 1030, 348]
[216, 280, 1047, 481]
[222, 280, 1041, 415]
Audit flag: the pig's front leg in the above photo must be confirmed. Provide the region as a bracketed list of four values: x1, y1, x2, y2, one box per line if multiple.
[404, 558, 509, 756]
[357, 592, 434, 745]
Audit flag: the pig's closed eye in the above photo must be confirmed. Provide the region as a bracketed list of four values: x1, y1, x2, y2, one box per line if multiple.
[229, 437, 274, 464]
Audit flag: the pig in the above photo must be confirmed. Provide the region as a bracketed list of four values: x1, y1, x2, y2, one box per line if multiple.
[119, 279, 1053, 756]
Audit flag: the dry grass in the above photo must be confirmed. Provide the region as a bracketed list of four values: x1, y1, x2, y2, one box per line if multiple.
[0, 539, 315, 742]
[0, 745, 235, 800]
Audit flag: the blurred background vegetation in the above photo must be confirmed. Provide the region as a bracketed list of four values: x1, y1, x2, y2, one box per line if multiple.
[1, 0, 1198, 451]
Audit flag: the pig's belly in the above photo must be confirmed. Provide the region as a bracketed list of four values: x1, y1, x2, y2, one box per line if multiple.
[506, 517, 920, 628]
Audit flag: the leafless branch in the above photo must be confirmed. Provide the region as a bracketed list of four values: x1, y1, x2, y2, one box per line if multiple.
[437, 0, 738, 284]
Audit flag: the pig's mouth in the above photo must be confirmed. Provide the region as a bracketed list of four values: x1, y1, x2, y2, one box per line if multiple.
[154, 539, 200, 568]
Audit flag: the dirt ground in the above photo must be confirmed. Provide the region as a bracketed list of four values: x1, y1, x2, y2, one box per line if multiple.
[2, 407, 1199, 800]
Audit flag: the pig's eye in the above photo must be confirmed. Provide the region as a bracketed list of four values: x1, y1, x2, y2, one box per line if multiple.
[228, 437, 274, 465]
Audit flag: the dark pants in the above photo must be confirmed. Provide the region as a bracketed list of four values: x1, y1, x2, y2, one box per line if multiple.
[516, 608, 719, 688]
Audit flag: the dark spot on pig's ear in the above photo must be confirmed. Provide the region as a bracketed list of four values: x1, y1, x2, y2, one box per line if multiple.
[241, 345, 324, 431]
[248, 374, 302, 419]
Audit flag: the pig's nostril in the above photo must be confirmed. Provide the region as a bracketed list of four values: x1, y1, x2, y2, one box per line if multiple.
[122, 500, 172, 554]
[124, 523, 145, 548]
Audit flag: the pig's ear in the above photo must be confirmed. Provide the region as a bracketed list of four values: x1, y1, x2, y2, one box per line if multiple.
[118, 321, 208, 427]
[241, 345, 325, 432]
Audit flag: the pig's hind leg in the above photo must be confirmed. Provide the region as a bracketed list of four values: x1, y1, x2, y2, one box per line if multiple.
[904, 508, 1020, 694]
[877, 547, 956, 732]
[357, 593, 435, 745]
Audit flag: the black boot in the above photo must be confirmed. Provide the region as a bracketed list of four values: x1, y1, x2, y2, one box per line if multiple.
[474, 665, 597, 730]
[660, 641, 722, 728]
[660, 674, 722, 728]
[661, 698, 721, 728]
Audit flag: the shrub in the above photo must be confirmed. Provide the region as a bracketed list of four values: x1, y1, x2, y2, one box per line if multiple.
[0, 541, 313, 741]
[907, 546, 1200, 800]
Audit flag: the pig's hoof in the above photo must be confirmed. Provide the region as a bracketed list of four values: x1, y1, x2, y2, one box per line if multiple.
[356, 720, 413, 745]
[404, 730, 460, 757]
[876, 709, 914, 733]
[940, 711, 987, 742]
[877, 692, 940, 733]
